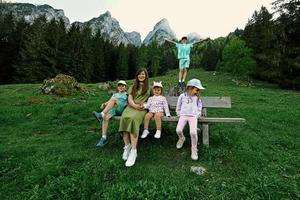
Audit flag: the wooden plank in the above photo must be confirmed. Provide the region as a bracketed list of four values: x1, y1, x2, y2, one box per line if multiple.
[202, 123, 209, 147]
[166, 96, 231, 109]
[112, 116, 246, 123]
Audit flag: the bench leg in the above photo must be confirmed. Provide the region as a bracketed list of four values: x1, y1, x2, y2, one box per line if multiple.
[202, 123, 209, 147]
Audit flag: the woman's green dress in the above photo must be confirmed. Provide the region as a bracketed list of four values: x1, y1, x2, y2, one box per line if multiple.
[119, 85, 150, 138]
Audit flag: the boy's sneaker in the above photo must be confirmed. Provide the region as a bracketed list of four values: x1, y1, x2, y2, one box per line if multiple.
[191, 148, 198, 160]
[122, 144, 131, 160]
[125, 149, 137, 167]
[154, 130, 161, 139]
[93, 111, 103, 123]
[176, 136, 186, 149]
[141, 129, 150, 139]
[96, 137, 107, 147]
[181, 81, 186, 88]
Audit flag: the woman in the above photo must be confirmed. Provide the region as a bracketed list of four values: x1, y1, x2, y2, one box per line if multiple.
[119, 68, 150, 167]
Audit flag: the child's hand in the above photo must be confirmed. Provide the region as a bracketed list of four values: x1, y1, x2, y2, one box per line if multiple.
[100, 103, 105, 109]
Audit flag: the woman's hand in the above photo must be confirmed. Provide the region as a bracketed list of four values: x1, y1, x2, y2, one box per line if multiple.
[135, 104, 144, 110]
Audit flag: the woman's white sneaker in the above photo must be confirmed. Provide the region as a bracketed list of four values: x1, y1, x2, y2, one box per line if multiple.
[125, 149, 137, 167]
[122, 144, 131, 160]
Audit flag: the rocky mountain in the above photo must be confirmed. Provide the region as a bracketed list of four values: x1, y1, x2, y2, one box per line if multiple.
[80, 11, 133, 46]
[2, 3, 206, 47]
[143, 18, 177, 45]
[73, 11, 141, 47]
[125, 31, 142, 47]
[0, 3, 70, 27]
[187, 32, 203, 43]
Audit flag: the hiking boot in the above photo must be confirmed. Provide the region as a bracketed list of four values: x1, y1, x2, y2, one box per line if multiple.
[125, 149, 137, 167]
[96, 137, 107, 147]
[93, 111, 103, 123]
[191, 148, 198, 160]
[122, 144, 131, 160]
[141, 129, 150, 139]
[154, 130, 161, 139]
[176, 136, 186, 149]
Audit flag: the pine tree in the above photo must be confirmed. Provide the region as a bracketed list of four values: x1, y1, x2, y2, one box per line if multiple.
[273, 0, 300, 89]
[43, 18, 68, 76]
[147, 40, 161, 77]
[116, 44, 129, 80]
[0, 13, 16, 83]
[15, 16, 50, 83]
[90, 30, 106, 82]
[242, 6, 279, 82]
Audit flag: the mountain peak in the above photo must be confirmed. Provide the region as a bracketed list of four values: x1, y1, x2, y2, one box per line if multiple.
[143, 18, 177, 45]
[154, 18, 170, 29]
[102, 11, 111, 17]
[187, 32, 203, 43]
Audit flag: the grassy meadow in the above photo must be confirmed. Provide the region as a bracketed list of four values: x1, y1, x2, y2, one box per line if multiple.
[0, 69, 299, 199]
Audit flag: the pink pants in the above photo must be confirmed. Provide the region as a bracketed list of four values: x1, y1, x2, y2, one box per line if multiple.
[176, 116, 198, 149]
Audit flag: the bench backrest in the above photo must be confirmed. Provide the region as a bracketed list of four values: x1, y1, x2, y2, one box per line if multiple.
[166, 96, 231, 109]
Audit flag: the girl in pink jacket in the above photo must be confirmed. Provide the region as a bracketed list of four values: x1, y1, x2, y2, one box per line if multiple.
[141, 81, 170, 139]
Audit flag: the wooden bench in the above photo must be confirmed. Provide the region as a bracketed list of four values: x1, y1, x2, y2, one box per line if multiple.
[112, 96, 245, 147]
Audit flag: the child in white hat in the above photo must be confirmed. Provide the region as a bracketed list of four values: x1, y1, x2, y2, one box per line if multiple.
[141, 81, 171, 139]
[93, 80, 127, 147]
[175, 78, 205, 160]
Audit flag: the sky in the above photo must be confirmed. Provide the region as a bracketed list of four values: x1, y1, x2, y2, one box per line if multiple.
[15, 0, 275, 40]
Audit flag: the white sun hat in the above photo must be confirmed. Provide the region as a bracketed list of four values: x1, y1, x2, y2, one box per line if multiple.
[117, 80, 127, 86]
[187, 79, 205, 90]
[153, 81, 163, 88]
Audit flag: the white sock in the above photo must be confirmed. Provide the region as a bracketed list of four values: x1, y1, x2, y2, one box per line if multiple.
[102, 135, 107, 139]
[182, 79, 185, 82]
[100, 112, 104, 117]
[178, 80, 181, 83]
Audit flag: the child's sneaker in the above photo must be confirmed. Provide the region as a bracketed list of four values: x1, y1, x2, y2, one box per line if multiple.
[141, 129, 150, 139]
[122, 144, 131, 160]
[191, 148, 198, 160]
[154, 130, 161, 138]
[125, 149, 137, 167]
[96, 137, 107, 147]
[181, 81, 186, 88]
[176, 136, 185, 149]
[93, 111, 103, 123]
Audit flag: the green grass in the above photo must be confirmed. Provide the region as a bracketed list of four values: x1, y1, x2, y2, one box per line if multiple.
[1, 69, 299, 199]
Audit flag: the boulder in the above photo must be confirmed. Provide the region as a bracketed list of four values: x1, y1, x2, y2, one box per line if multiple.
[40, 74, 87, 96]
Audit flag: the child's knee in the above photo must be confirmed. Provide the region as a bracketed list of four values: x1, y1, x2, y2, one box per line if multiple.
[190, 132, 197, 137]
[154, 114, 161, 120]
[176, 128, 183, 134]
[104, 114, 111, 121]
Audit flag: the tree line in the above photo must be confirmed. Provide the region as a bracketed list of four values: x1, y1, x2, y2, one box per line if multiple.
[190, 0, 299, 90]
[0, 0, 299, 90]
[0, 5, 177, 84]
